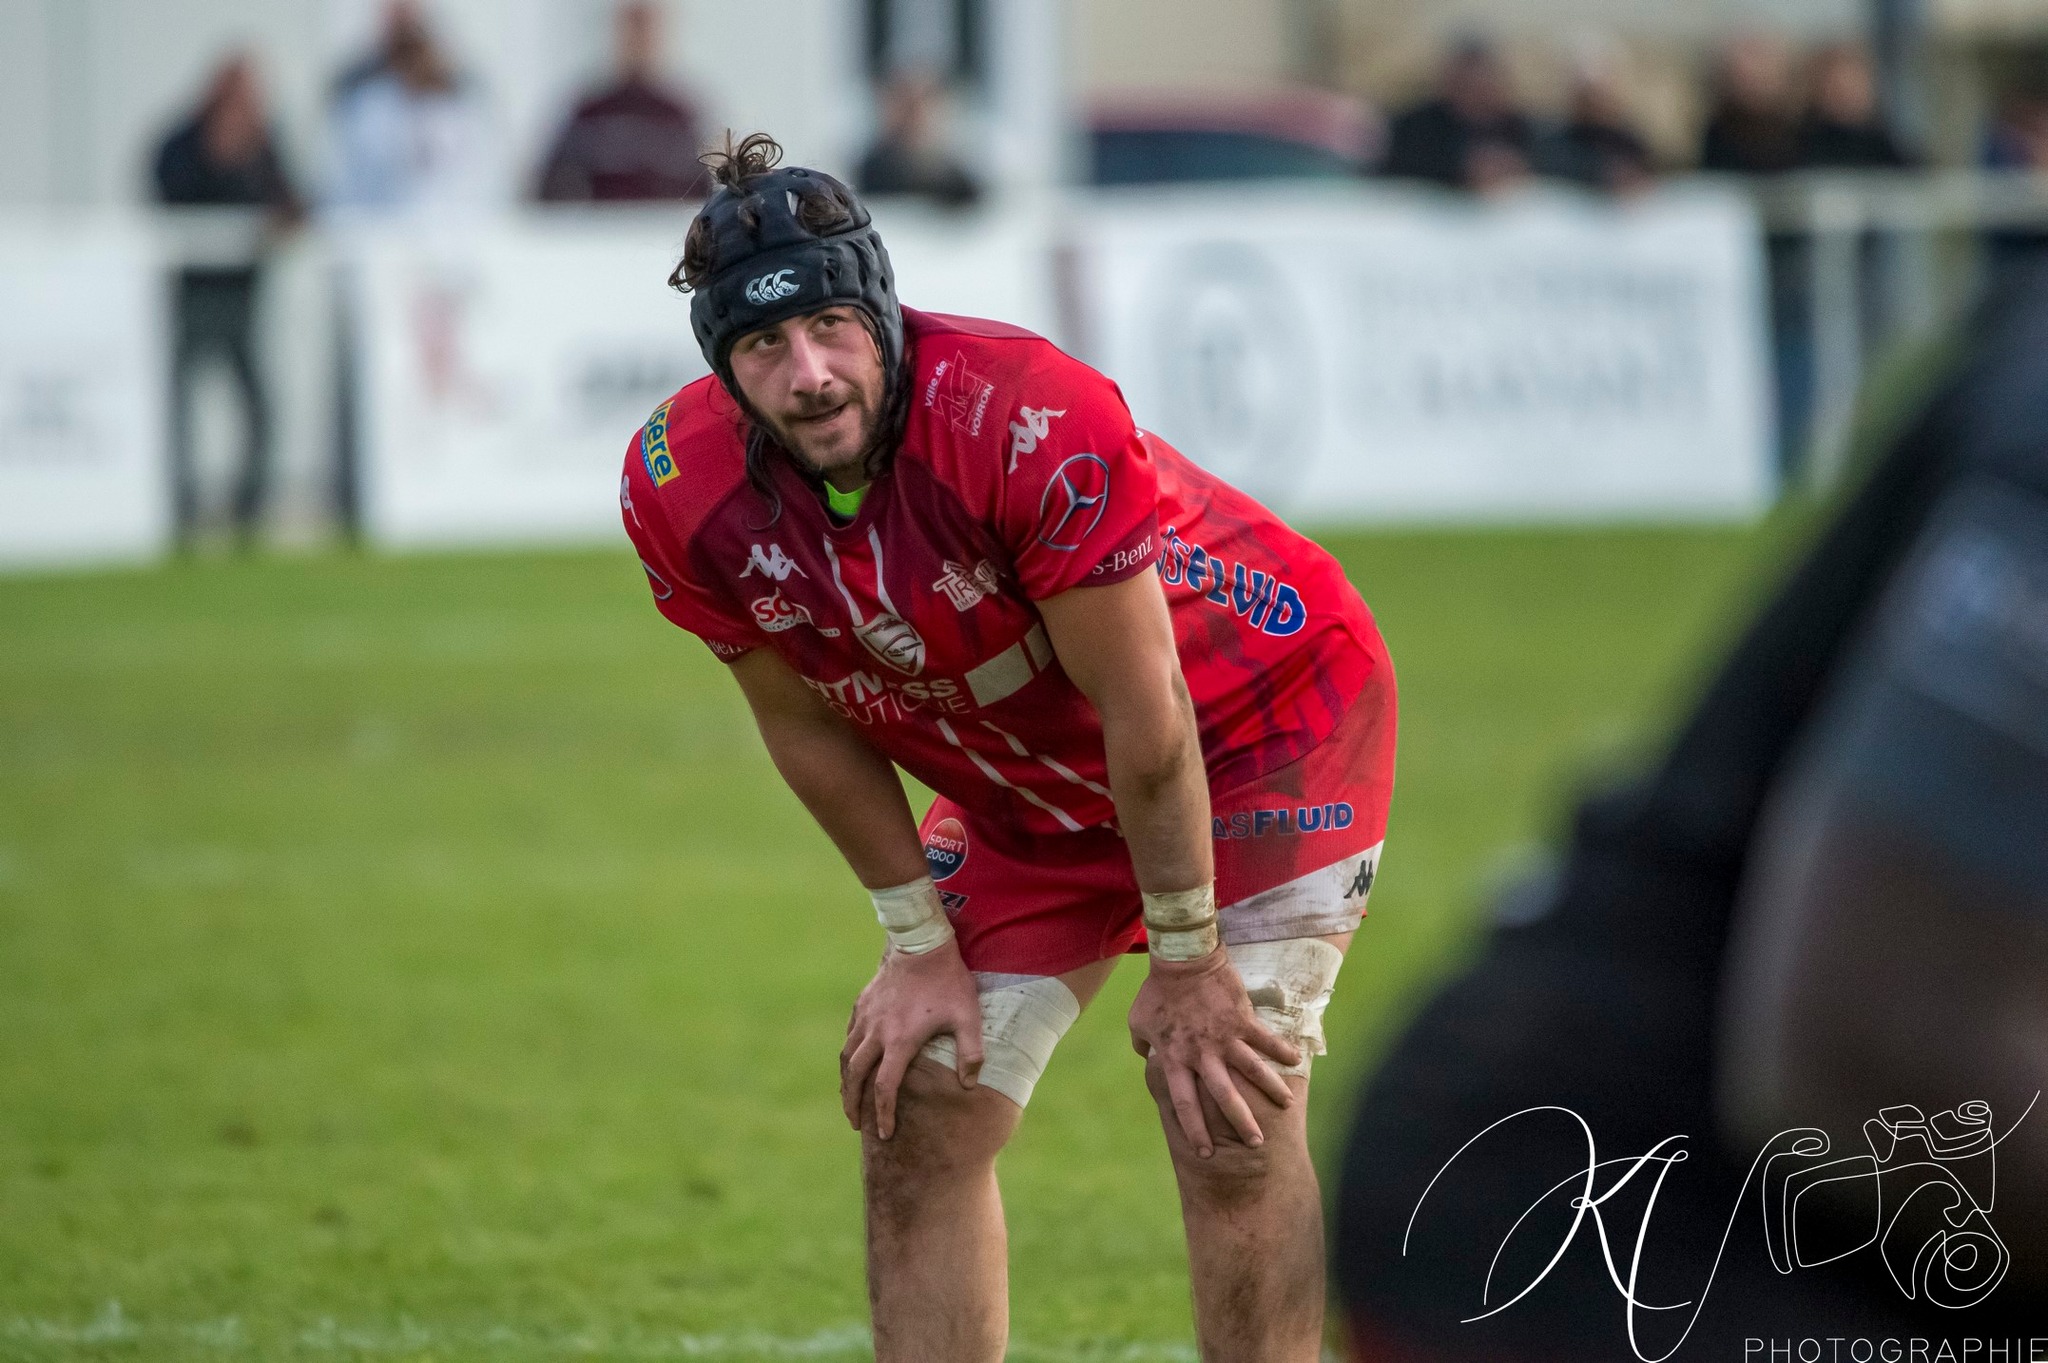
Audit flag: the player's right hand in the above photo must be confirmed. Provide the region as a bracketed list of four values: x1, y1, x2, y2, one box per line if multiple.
[840, 937, 984, 1140]
[1128, 946, 1300, 1158]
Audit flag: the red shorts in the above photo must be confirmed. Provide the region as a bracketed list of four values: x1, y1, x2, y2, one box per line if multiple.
[917, 682, 1396, 978]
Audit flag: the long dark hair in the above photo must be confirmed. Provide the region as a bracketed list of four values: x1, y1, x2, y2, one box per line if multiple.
[671, 132, 912, 527]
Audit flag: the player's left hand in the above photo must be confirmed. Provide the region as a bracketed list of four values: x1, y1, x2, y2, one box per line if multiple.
[840, 936, 985, 1140]
[1128, 947, 1299, 1158]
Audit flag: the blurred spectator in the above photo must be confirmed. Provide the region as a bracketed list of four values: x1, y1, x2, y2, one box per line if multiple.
[1380, 38, 1534, 194]
[1799, 42, 1911, 168]
[1699, 33, 1802, 174]
[1334, 260, 2048, 1359]
[1701, 35, 1814, 474]
[328, 3, 502, 210]
[1982, 83, 2048, 271]
[331, 0, 412, 104]
[153, 52, 302, 547]
[856, 73, 982, 208]
[1984, 85, 2048, 172]
[1537, 42, 1655, 193]
[535, 2, 710, 203]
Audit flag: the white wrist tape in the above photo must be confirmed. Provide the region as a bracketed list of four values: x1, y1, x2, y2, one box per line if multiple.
[871, 876, 955, 955]
[1142, 884, 1219, 961]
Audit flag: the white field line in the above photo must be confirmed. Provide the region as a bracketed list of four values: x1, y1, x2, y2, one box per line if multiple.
[0, 1303, 1223, 1362]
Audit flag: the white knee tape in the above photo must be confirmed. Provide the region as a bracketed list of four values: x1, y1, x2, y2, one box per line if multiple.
[1227, 938, 1345, 1079]
[920, 974, 1082, 1110]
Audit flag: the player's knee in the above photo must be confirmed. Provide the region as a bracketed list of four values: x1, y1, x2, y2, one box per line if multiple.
[1180, 1131, 1277, 1206]
[1143, 1053, 1282, 1202]
[862, 1058, 1015, 1235]
[864, 1059, 1013, 1175]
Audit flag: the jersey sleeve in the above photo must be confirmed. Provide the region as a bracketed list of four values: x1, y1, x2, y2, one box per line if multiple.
[995, 351, 1161, 599]
[619, 434, 758, 662]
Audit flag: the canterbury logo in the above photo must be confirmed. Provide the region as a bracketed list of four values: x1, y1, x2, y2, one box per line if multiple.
[744, 269, 799, 305]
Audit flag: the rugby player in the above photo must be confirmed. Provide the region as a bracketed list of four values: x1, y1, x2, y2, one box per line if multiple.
[621, 133, 1396, 1361]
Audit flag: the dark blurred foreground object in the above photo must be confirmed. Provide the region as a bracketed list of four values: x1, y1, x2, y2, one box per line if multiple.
[1380, 39, 1534, 194]
[1089, 89, 1381, 185]
[153, 52, 302, 547]
[856, 73, 981, 207]
[1334, 262, 2048, 1360]
[536, 1, 708, 202]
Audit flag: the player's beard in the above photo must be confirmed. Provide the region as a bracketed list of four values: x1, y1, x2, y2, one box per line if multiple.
[764, 373, 886, 482]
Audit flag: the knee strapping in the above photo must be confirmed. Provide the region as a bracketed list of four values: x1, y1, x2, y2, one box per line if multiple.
[1228, 938, 1344, 1078]
[919, 973, 1081, 1109]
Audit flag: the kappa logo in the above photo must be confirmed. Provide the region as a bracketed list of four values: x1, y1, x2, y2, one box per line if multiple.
[619, 474, 640, 528]
[1007, 405, 1066, 472]
[923, 351, 996, 435]
[749, 590, 840, 636]
[740, 542, 806, 582]
[1344, 845, 1383, 900]
[743, 268, 799, 305]
[1036, 453, 1111, 551]
[931, 559, 1001, 612]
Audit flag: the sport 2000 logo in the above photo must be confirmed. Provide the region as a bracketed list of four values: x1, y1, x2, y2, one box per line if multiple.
[1406, 1094, 2038, 1361]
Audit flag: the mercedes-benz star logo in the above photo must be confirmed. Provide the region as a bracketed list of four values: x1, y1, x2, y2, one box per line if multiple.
[1036, 454, 1112, 551]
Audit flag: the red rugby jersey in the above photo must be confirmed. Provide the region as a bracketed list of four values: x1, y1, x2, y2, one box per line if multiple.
[622, 308, 1388, 837]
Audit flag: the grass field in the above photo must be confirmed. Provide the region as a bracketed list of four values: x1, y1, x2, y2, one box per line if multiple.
[0, 521, 1809, 1360]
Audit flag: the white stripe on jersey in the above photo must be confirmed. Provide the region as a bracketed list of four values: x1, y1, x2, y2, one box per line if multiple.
[979, 719, 1115, 799]
[934, 717, 1085, 833]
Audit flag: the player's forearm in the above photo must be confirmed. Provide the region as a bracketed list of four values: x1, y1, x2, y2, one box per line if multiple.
[1100, 675, 1213, 895]
[757, 719, 929, 891]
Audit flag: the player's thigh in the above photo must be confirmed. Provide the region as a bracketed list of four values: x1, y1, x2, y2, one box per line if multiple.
[870, 953, 1126, 1188]
[912, 800, 1141, 1114]
[913, 950, 1122, 1118]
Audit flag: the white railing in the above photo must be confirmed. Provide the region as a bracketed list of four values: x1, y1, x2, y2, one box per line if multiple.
[1747, 169, 2048, 487]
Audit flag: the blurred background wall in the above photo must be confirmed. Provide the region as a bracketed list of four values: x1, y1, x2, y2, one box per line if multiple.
[10, 0, 2048, 566]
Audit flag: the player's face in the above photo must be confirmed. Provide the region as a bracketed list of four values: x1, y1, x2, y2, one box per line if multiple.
[728, 307, 886, 480]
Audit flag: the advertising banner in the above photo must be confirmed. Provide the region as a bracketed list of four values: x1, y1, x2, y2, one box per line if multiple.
[351, 215, 705, 548]
[351, 204, 1056, 549]
[351, 188, 1770, 548]
[1073, 184, 1777, 522]
[0, 217, 169, 568]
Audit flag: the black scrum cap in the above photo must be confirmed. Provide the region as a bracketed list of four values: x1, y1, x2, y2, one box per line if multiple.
[686, 166, 903, 395]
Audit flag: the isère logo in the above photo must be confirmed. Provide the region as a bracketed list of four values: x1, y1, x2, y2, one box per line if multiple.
[639, 399, 679, 487]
